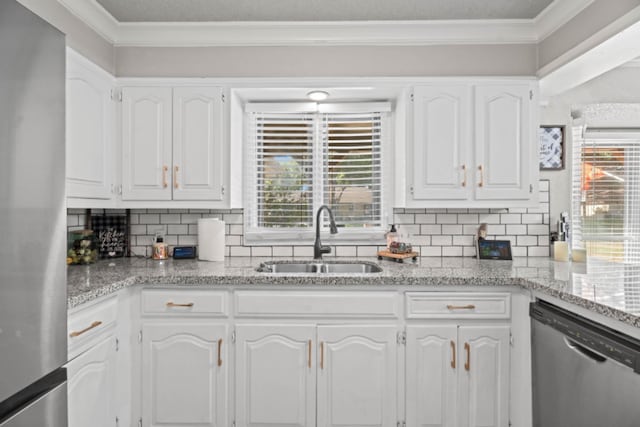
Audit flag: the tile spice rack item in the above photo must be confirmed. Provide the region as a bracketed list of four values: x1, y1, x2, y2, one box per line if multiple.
[67, 181, 550, 258]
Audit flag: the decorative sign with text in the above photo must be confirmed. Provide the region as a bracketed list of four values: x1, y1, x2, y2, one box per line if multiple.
[92, 216, 126, 258]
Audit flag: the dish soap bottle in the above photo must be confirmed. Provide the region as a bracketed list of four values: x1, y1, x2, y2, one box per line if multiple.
[386, 224, 398, 249]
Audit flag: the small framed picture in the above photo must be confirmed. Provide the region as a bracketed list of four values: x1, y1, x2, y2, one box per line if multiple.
[539, 125, 565, 170]
[477, 239, 513, 260]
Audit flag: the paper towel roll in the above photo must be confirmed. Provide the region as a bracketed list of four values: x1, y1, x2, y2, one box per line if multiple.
[198, 218, 225, 261]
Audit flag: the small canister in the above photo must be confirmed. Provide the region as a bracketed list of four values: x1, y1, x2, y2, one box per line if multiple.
[152, 234, 169, 260]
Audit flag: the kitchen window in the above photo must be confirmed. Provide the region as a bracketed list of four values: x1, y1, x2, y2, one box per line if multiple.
[244, 102, 391, 243]
[572, 127, 640, 264]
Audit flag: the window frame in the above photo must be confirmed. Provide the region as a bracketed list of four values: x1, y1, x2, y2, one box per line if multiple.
[243, 102, 392, 245]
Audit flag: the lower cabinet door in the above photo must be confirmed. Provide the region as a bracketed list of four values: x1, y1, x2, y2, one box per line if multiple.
[457, 326, 510, 427]
[406, 325, 458, 427]
[67, 334, 116, 427]
[141, 322, 227, 427]
[317, 325, 398, 427]
[235, 324, 316, 427]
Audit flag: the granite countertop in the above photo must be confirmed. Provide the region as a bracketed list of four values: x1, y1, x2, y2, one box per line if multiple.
[67, 256, 640, 328]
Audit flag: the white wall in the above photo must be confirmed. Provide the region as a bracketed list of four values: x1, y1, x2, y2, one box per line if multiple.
[17, 0, 115, 73]
[540, 64, 640, 229]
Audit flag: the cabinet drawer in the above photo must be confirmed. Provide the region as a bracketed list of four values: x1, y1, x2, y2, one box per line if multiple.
[68, 295, 117, 358]
[235, 291, 399, 318]
[405, 292, 510, 319]
[141, 289, 228, 316]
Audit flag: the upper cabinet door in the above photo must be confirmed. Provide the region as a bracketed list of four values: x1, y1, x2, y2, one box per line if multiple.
[66, 50, 114, 200]
[474, 84, 532, 200]
[317, 325, 397, 427]
[122, 87, 172, 200]
[172, 87, 224, 201]
[412, 85, 471, 200]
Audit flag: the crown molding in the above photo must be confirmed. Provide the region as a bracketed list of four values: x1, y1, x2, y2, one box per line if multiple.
[58, 0, 591, 47]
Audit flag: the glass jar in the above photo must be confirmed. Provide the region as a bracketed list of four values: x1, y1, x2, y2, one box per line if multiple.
[67, 230, 99, 265]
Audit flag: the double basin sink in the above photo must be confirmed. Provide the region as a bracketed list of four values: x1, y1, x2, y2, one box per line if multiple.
[257, 261, 382, 274]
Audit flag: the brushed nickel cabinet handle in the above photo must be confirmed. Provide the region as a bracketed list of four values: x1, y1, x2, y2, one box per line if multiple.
[308, 340, 312, 369]
[162, 165, 169, 188]
[217, 339, 223, 367]
[69, 321, 102, 338]
[166, 302, 194, 308]
[320, 341, 324, 370]
[174, 166, 179, 189]
[464, 342, 471, 371]
[461, 164, 467, 187]
[478, 165, 484, 188]
[446, 304, 476, 310]
[450, 340, 456, 369]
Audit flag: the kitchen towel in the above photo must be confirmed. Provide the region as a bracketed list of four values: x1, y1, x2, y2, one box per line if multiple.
[198, 218, 225, 261]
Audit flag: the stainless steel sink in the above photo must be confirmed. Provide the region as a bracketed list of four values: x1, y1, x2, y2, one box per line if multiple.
[257, 261, 382, 274]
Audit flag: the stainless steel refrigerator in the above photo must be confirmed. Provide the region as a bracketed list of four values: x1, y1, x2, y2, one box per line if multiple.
[0, 1, 67, 425]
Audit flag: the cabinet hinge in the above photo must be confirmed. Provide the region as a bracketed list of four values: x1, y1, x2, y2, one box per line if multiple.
[397, 331, 406, 345]
[115, 337, 119, 352]
[221, 93, 226, 103]
[410, 93, 414, 102]
[231, 330, 236, 343]
[232, 421, 236, 427]
[138, 330, 143, 344]
[221, 185, 225, 196]
[409, 185, 414, 195]
[529, 90, 533, 100]
[509, 421, 512, 427]
[510, 333, 514, 347]
[138, 418, 142, 427]
[115, 416, 119, 427]
[111, 88, 122, 102]
[397, 422, 406, 427]
[530, 184, 533, 193]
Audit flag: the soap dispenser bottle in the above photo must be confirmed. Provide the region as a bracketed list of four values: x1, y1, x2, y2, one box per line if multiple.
[386, 224, 398, 249]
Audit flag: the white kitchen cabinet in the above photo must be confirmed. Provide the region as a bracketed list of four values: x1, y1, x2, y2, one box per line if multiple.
[409, 81, 537, 207]
[67, 335, 117, 427]
[121, 87, 173, 201]
[474, 84, 533, 201]
[412, 85, 471, 201]
[66, 48, 115, 204]
[173, 87, 224, 201]
[406, 325, 510, 427]
[458, 326, 510, 427]
[406, 326, 458, 427]
[317, 325, 398, 427]
[235, 324, 316, 427]
[121, 86, 224, 202]
[141, 322, 227, 427]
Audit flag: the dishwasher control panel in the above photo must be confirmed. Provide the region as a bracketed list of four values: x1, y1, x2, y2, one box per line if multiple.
[531, 301, 640, 374]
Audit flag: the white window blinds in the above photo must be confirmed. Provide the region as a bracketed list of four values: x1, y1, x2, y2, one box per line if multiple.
[245, 103, 389, 238]
[572, 127, 640, 264]
[322, 112, 383, 229]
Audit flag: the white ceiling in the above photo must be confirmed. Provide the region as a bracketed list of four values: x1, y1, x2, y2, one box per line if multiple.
[96, 0, 554, 22]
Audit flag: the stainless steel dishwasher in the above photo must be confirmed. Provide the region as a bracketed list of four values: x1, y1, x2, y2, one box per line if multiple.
[530, 300, 640, 427]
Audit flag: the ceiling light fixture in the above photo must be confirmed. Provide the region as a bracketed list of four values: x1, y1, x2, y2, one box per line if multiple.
[307, 90, 329, 101]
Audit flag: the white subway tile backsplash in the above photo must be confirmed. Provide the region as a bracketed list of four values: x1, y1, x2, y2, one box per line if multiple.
[432, 235, 452, 246]
[414, 214, 436, 224]
[66, 181, 552, 259]
[443, 247, 463, 257]
[441, 225, 462, 235]
[436, 214, 457, 224]
[500, 214, 522, 224]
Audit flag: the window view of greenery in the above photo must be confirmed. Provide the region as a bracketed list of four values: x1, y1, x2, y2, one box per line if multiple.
[324, 116, 382, 229]
[580, 146, 627, 261]
[258, 119, 314, 228]
[255, 112, 383, 231]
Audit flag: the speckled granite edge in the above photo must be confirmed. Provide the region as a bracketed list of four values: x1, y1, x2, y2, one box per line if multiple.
[66, 258, 640, 329]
